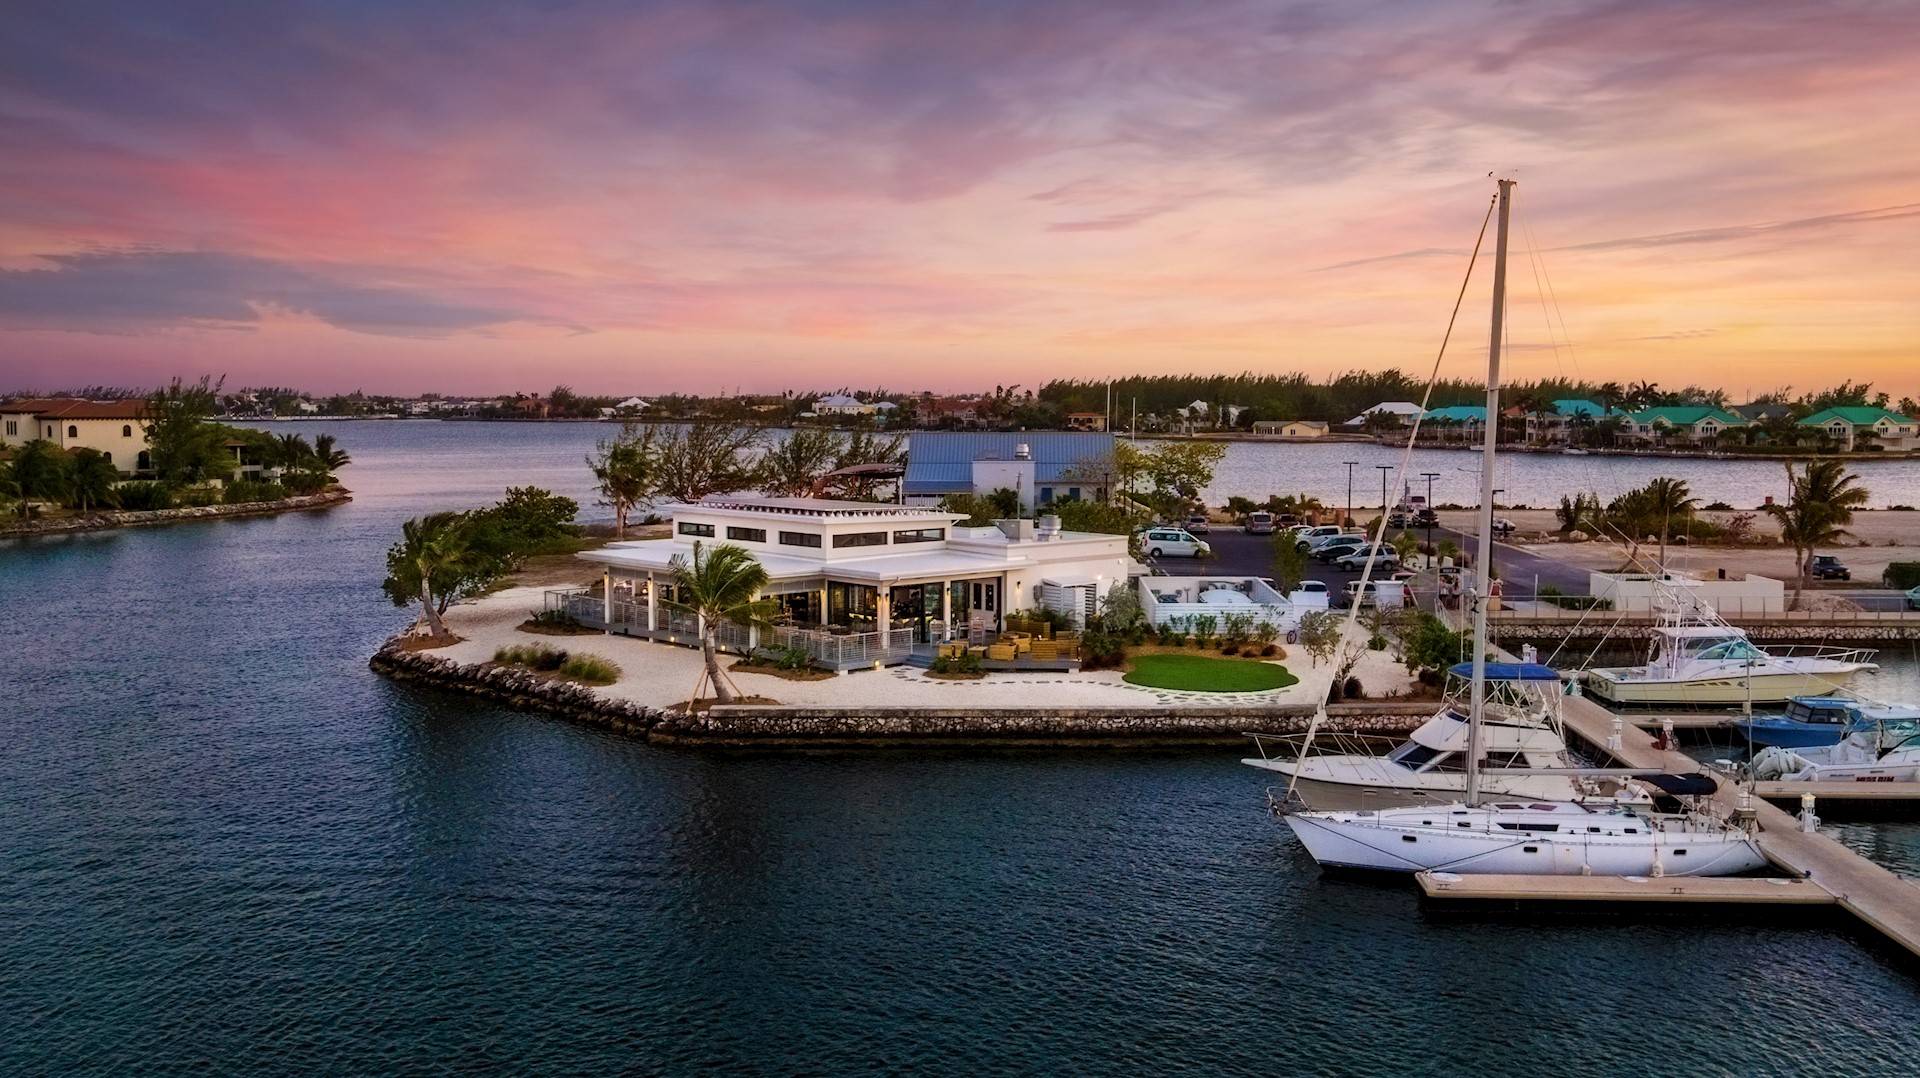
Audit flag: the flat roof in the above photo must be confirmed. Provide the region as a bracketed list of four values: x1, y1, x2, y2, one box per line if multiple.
[681, 496, 958, 519]
[582, 541, 1037, 583]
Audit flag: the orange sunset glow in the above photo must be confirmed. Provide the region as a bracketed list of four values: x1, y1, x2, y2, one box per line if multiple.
[1, 0, 1916, 396]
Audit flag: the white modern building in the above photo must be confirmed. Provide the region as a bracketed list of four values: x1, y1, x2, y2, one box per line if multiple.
[0, 397, 150, 473]
[559, 496, 1132, 668]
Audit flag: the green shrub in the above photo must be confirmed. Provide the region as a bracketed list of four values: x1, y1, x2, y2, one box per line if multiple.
[1885, 562, 1920, 590]
[558, 653, 620, 684]
[281, 470, 329, 495]
[223, 480, 286, 504]
[775, 645, 813, 671]
[493, 642, 568, 670]
[174, 485, 221, 508]
[528, 608, 584, 629]
[113, 481, 173, 511]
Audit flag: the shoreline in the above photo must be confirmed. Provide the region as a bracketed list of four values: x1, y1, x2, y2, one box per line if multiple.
[369, 636, 1431, 750]
[2, 488, 353, 539]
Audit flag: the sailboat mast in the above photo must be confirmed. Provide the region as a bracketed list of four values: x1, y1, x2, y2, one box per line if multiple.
[1465, 178, 1513, 807]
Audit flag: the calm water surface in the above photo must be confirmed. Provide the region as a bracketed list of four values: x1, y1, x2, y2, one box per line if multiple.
[5, 420, 1920, 1075]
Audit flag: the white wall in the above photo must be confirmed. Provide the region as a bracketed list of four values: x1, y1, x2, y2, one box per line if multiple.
[1590, 572, 1785, 615]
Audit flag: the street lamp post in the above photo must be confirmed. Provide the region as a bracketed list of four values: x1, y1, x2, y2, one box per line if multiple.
[1342, 461, 1357, 527]
[1490, 487, 1505, 588]
[1376, 464, 1393, 526]
[1421, 471, 1440, 563]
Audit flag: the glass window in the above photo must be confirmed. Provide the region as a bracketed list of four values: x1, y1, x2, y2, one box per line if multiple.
[726, 527, 766, 542]
[3, 421, 14, 436]
[892, 528, 944, 543]
[68, 425, 78, 438]
[123, 424, 132, 436]
[778, 531, 822, 548]
[678, 522, 715, 537]
[1386, 742, 1443, 771]
[833, 531, 887, 548]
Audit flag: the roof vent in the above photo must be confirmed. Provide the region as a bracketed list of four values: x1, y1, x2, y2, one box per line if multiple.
[1014, 442, 1031, 460]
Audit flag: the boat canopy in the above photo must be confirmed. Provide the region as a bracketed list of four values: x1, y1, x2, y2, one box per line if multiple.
[1448, 662, 1562, 682]
[1639, 773, 1718, 797]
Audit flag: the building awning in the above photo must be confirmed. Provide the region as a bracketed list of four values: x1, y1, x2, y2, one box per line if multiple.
[1447, 662, 1563, 682]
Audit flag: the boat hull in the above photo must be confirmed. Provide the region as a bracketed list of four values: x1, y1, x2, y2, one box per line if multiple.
[1586, 668, 1859, 706]
[1736, 720, 1856, 750]
[1284, 814, 1766, 876]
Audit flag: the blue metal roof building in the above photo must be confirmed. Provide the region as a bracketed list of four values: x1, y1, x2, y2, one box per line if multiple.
[904, 432, 1116, 498]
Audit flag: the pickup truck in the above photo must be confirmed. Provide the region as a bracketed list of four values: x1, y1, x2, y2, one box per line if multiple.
[1809, 555, 1851, 581]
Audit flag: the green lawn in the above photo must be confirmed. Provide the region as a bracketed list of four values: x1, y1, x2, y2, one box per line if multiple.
[1122, 653, 1299, 692]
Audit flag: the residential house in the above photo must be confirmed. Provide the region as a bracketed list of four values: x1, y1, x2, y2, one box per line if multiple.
[1345, 401, 1424, 426]
[568, 496, 1131, 666]
[513, 397, 551, 418]
[1523, 399, 1626, 445]
[813, 393, 877, 416]
[1065, 412, 1108, 432]
[1419, 405, 1487, 442]
[0, 398, 150, 473]
[1624, 406, 1748, 445]
[903, 431, 1116, 509]
[1797, 407, 1919, 451]
[917, 396, 985, 428]
[1252, 420, 1328, 438]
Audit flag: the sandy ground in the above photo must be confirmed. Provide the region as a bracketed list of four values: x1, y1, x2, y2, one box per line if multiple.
[428, 583, 1420, 711]
[1435, 509, 1917, 582]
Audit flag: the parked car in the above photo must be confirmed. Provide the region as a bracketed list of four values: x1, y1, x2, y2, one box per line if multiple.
[1490, 517, 1518, 537]
[1339, 579, 1408, 609]
[1294, 524, 1348, 550]
[1906, 585, 1920, 610]
[1334, 545, 1401, 572]
[1305, 531, 1363, 553]
[1412, 508, 1438, 528]
[1809, 555, 1851, 581]
[1246, 511, 1277, 535]
[1184, 514, 1211, 535]
[1313, 537, 1369, 563]
[1140, 527, 1211, 558]
[1290, 580, 1329, 597]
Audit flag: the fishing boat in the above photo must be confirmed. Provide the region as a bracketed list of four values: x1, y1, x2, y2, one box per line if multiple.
[1582, 592, 1876, 706]
[1736, 697, 1876, 750]
[1272, 179, 1765, 878]
[1243, 662, 1650, 810]
[1750, 703, 1920, 782]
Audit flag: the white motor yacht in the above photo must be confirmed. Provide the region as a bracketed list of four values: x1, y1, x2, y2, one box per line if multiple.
[1583, 592, 1875, 706]
[1751, 709, 1920, 783]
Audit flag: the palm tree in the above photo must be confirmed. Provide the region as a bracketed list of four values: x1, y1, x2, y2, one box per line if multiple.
[69, 448, 121, 511]
[589, 425, 655, 538]
[275, 432, 313, 469]
[1595, 381, 1625, 414]
[1765, 459, 1871, 607]
[391, 511, 473, 641]
[1629, 380, 1661, 410]
[665, 541, 780, 705]
[312, 434, 351, 477]
[1642, 476, 1696, 565]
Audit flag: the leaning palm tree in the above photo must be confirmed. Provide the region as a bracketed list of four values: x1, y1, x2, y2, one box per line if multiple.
[665, 541, 780, 705]
[275, 432, 313, 469]
[1765, 459, 1871, 607]
[390, 511, 473, 642]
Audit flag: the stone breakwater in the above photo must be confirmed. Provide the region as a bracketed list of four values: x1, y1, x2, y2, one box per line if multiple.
[369, 638, 1430, 749]
[1, 489, 352, 538]
[369, 642, 661, 737]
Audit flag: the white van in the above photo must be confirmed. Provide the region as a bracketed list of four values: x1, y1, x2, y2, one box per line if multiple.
[1247, 511, 1277, 535]
[1140, 527, 1211, 558]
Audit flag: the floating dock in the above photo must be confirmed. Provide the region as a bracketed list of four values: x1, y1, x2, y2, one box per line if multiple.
[1556, 694, 1920, 959]
[1417, 871, 1835, 907]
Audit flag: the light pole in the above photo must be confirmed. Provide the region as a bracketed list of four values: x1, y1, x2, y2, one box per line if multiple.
[1421, 471, 1440, 562]
[1376, 464, 1393, 525]
[1490, 487, 1505, 588]
[1343, 461, 1357, 527]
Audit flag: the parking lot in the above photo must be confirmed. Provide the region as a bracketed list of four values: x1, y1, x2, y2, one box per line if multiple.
[1142, 524, 1391, 604]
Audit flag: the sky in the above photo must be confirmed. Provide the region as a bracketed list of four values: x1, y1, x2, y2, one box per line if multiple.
[1, 0, 1917, 399]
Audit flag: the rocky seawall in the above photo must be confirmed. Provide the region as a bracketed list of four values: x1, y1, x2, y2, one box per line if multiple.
[2, 489, 352, 538]
[369, 638, 1431, 749]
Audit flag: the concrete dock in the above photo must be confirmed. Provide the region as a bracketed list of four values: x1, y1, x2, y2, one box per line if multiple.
[1559, 693, 1920, 959]
[1417, 871, 1835, 907]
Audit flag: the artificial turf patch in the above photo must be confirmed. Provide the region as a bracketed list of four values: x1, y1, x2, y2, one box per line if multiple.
[1121, 653, 1299, 692]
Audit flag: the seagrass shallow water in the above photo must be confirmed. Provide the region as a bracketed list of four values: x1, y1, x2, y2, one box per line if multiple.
[6, 421, 1920, 1075]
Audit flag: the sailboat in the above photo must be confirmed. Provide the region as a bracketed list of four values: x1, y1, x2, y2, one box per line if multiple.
[1274, 179, 1766, 877]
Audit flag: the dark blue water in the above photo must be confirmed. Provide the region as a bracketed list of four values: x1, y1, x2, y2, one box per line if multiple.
[7, 421, 1920, 1075]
